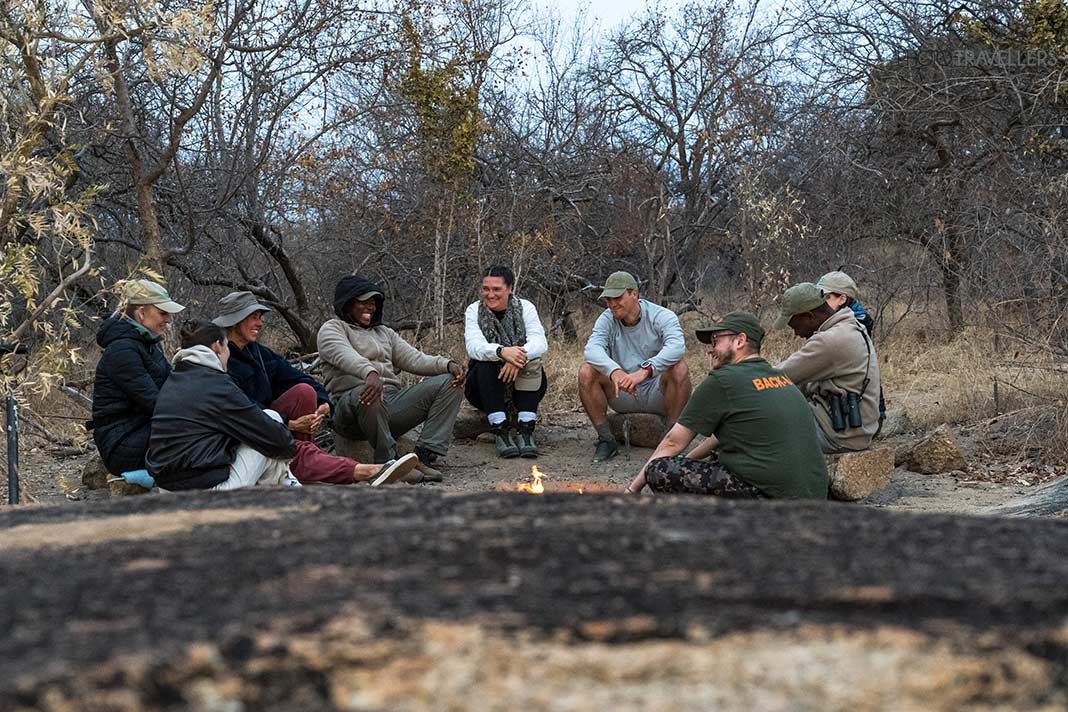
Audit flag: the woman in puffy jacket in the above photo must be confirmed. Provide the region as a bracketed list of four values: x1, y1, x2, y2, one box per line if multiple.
[89, 280, 184, 476]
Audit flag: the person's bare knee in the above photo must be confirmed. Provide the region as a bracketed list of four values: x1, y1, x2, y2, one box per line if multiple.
[578, 363, 599, 390]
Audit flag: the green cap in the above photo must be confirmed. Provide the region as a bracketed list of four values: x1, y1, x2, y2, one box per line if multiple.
[121, 279, 185, 314]
[816, 271, 860, 300]
[211, 291, 272, 328]
[696, 311, 765, 345]
[773, 282, 826, 329]
[598, 271, 639, 299]
[355, 291, 383, 301]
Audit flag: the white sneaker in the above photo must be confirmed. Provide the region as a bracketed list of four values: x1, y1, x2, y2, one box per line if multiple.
[370, 453, 420, 487]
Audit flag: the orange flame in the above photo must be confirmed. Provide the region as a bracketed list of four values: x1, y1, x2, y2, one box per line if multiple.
[517, 465, 545, 494]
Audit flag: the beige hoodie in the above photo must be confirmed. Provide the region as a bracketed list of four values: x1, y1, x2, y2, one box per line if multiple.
[777, 309, 881, 451]
[317, 318, 452, 396]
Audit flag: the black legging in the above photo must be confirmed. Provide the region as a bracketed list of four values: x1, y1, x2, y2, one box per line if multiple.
[464, 360, 548, 415]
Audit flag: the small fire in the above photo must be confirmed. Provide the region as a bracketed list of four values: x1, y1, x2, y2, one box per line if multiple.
[517, 465, 546, 494]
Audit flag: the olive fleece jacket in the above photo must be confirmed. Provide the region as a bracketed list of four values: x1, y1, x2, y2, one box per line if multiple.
[777, 309, 882, 451]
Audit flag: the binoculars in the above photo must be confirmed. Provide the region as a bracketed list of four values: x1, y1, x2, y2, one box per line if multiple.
[829, 392, 862, 431]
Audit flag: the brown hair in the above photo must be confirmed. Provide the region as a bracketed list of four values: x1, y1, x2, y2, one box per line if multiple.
[179, 320, 226, 349]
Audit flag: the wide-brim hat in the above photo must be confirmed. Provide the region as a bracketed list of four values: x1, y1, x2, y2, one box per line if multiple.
[211, 291, 273, 328]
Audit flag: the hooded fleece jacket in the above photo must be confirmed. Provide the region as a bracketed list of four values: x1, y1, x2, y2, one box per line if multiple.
[777, 309, 881, 451]
[317, 275, 453, 397]
[147, 346, 297, 490]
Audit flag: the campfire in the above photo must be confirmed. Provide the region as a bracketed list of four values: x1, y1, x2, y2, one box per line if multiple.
[517, 465, 546, 494]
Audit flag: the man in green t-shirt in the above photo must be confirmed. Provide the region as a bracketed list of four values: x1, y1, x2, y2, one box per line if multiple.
[623, 311, 828, 499]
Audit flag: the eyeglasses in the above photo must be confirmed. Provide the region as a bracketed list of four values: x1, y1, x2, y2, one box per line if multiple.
[709, 332, 737, 343]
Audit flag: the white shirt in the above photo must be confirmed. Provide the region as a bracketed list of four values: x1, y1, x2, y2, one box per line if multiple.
[464, 298, 548, 362]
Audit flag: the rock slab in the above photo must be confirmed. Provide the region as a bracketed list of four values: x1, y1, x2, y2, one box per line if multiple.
[827, 446, 894, 501]
[908, 424, 968, 474]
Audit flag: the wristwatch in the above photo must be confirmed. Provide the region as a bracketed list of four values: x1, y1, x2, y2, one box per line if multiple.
[496, 346, 504, 359]
[641, 361, 655, 378]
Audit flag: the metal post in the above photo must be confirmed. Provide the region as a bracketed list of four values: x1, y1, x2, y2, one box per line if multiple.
[6, 394, 18, 505]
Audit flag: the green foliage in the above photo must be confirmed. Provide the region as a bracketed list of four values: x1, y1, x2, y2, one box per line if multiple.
[397, 15, 482, 188]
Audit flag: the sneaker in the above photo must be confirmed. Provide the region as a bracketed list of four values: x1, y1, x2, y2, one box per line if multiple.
[592, 437, 619, 463]
[515, 422, 538, 458]
[494, 426, 521, 458]
[370, 453, 420, 487]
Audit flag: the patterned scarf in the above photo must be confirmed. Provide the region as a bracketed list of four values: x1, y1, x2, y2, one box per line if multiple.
[477, 295, 527, 348]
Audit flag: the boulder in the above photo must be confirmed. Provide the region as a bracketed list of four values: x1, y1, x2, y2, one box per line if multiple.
[877, 407, 912, 438]
[108, 478, 150, 497]
[907, 425, 968, 474]
[827, 447, 894, 501]
[453, 407, 492, 441]
[81, 455, 109, 490]
[608, 412, 665, 449]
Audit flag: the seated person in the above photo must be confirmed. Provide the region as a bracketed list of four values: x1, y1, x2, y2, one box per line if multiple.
[317, 275, 467, 480]
[774, 282, 882, 453]
[464, 265, 548, 458]
[148, 321, 420, 490]
[817, 270, 886, 423]
[89, 279, 184, 479]
[212, 291, 379, 485]
[578, 271, 691, 462]
[624, 312, 827, 499]
[147, 320, 301, 491]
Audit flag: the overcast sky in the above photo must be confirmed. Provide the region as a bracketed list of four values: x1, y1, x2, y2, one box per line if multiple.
[541, 0, 657, 32]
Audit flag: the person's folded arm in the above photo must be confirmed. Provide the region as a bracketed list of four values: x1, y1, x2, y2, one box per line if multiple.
[522, 299, 548, 360]
[464, 302, 499, 361]
[583, 311, 621, 376]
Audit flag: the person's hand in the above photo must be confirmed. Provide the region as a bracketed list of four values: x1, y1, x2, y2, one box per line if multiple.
[501, 345, 527, 368]
[315, 402, 330, 418]
[448, 361, 467, 387]
[613, 369, 641, 396]
[288, 412, 322, 436]
[360, 372, 384, 406]
[499, 362, 519, 383]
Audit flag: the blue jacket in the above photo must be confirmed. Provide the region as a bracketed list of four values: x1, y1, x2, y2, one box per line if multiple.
[226, 340, 331, 409]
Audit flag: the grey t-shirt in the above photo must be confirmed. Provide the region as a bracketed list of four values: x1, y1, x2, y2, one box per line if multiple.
[583, 299, 686, 376]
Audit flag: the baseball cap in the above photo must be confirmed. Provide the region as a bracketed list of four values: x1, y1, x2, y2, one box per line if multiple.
[122, 279, 185, 314]
[598, 271, 639, 299]
[772, 283, 826, 329]
[695, 311, 765, 345]
[816, 271, 860, 300]
[355, 291, 383, 301]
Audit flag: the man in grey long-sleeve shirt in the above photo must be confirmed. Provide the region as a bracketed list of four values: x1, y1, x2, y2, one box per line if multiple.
[578, 271, 692, 462]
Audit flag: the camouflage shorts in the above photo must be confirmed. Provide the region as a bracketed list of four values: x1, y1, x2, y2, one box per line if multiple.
[645, 456, 766, 498]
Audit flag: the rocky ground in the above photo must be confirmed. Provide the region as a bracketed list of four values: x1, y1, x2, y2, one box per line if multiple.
[3, 406, 1068, 710]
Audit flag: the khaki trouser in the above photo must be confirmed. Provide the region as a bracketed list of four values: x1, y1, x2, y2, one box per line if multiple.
[333, 374, 464, 463]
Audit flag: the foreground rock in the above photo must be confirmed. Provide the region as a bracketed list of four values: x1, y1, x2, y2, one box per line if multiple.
[2, 490, 1067, 710]
[908, 424, 968, 474]
[827, 446, 894, 500]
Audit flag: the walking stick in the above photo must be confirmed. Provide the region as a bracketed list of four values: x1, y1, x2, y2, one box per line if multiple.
[1, 343, 28, 505]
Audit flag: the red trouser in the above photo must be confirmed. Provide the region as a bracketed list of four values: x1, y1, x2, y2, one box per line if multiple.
[270, 384, 358, 485]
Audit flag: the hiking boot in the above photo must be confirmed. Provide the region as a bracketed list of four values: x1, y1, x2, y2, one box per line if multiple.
[413, 446, 444, 483]
[494, 425, 521, 458]
[592, 437, 619, 463]
[515, 422, 538, 458]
